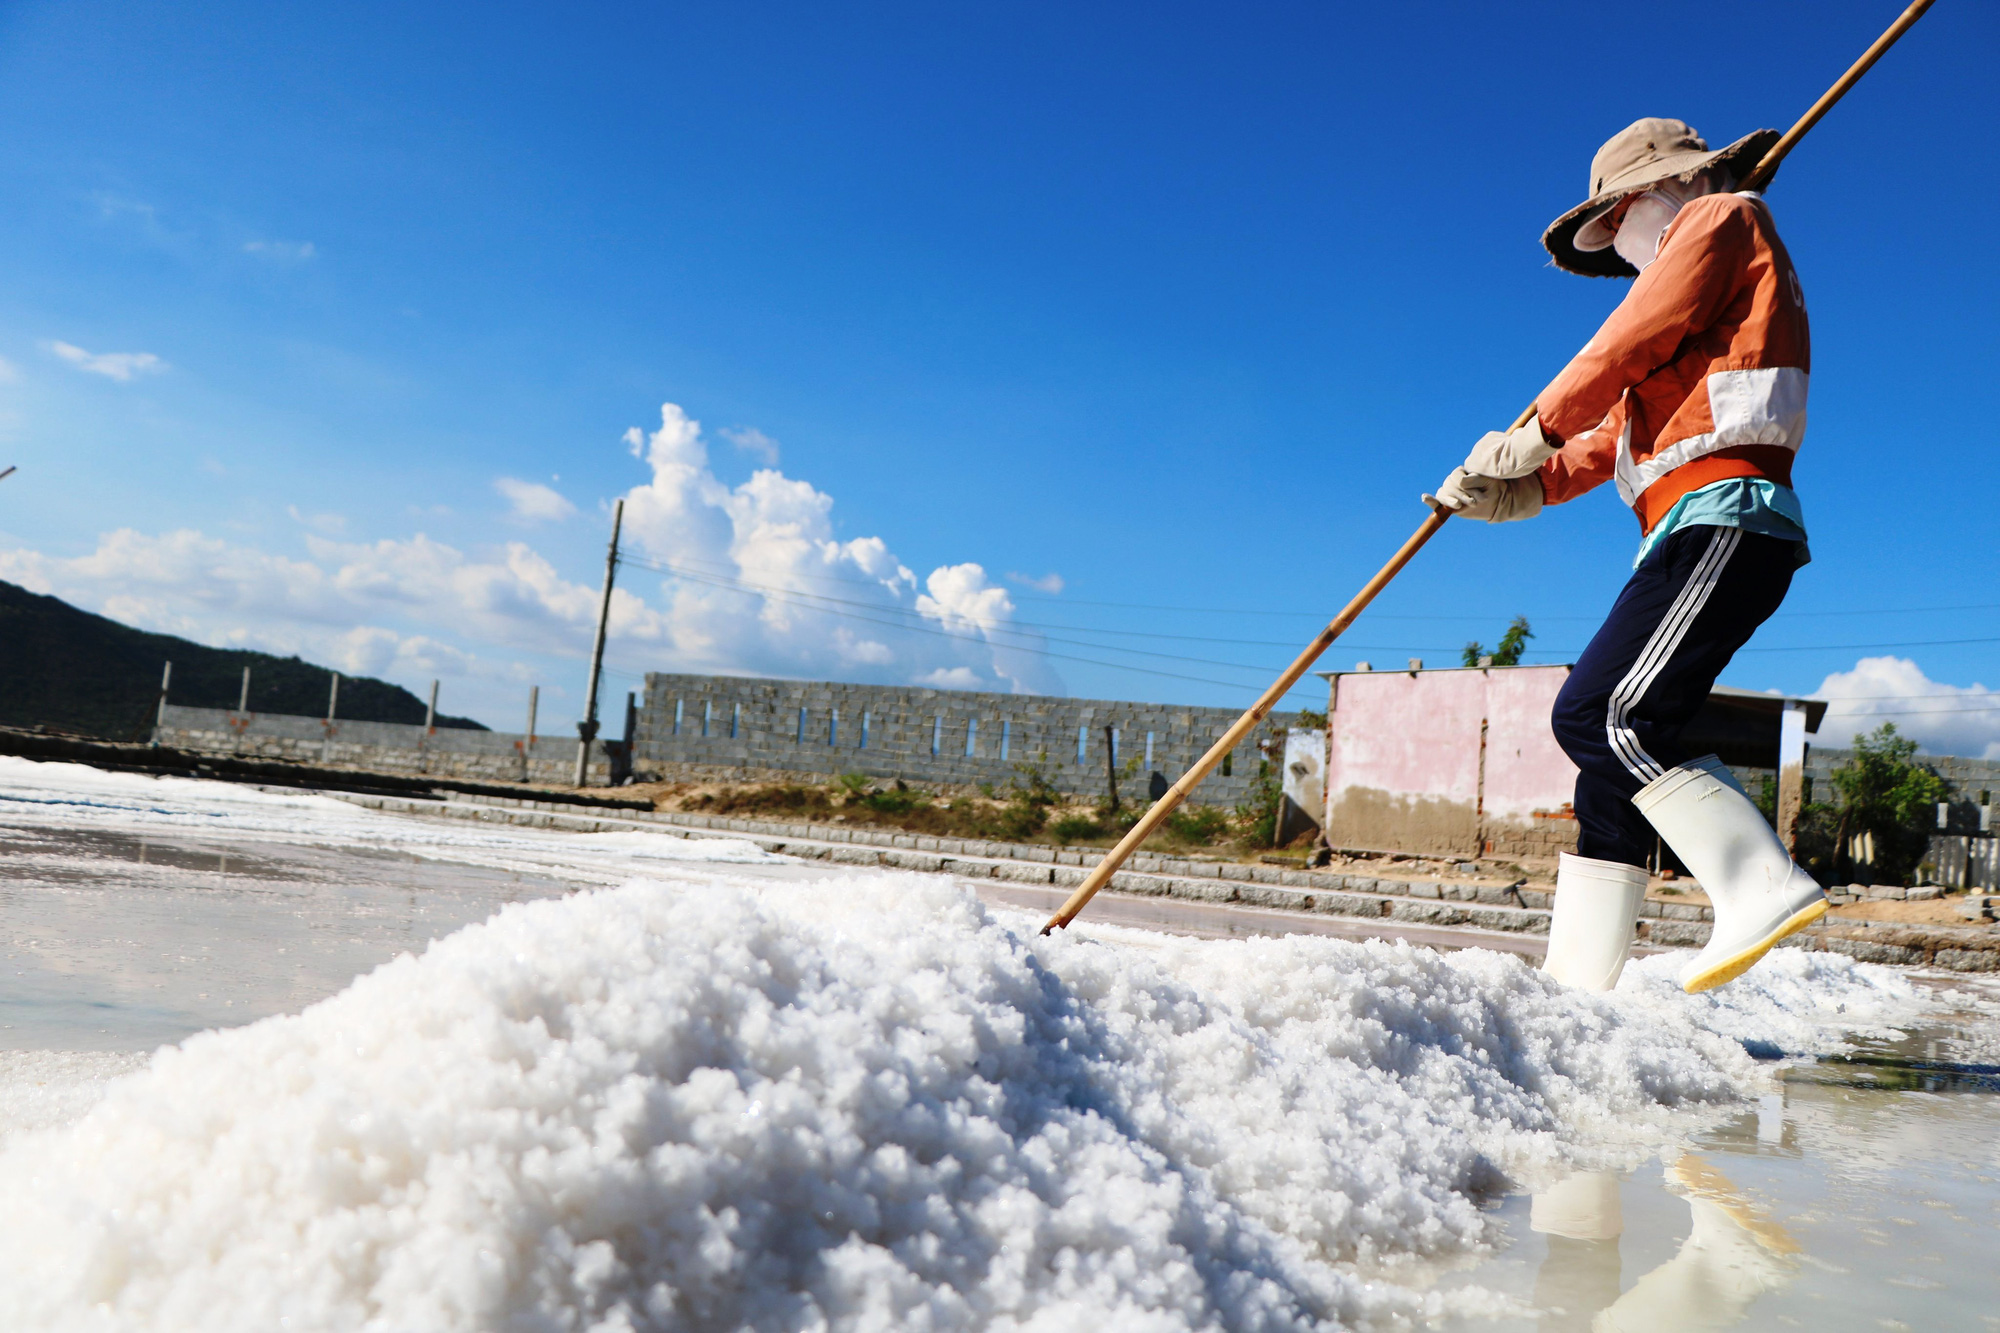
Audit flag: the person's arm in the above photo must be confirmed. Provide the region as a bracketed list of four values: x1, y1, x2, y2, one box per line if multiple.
[1538, 404, 1624, 505]
[1535, 196, 1756, 443]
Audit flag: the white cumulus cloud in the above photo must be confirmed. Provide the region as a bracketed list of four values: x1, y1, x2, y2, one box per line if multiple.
[46, 341, 165, 381]
[1810, 656, 2000, 759]
[1007, 571, 1064, 595]
[617, 403, 1059, 695]
[494, 477, 577, 524]
[0, 400, 1059, 722]
[719, 426, 780, 465]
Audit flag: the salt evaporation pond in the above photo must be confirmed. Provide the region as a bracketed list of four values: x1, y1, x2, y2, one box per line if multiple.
[1, 756, 1996, 1330]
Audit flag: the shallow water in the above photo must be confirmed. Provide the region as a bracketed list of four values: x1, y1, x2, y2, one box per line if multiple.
[4, 756, 1998, 1331]
[1433, 1013, 2000, 1330]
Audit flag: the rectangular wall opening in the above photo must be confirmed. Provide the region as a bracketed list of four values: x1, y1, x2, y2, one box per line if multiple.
[965, 718, 977, 758]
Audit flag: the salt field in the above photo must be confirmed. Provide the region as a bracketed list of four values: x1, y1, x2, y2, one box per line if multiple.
[1, 757, 1996, 1330]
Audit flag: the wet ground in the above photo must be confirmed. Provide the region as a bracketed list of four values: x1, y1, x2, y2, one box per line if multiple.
[0, 820, 585, 1050]
[3, 767, 1998, 1330]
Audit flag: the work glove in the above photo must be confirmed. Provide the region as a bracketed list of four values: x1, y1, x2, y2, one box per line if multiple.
[1463, 417, 1560, 479]
[1426, 468, 1543, 523]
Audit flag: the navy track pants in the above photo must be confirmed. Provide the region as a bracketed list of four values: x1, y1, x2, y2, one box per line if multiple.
[1552, 525, 1798, 867]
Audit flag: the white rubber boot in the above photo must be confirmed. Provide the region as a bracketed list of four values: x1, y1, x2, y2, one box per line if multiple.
[1541, 853, 1648, 992]
[1632, 755, 1827, 994]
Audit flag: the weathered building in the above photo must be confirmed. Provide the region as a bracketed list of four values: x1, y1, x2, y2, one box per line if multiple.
[1315, 664, 1826, 859]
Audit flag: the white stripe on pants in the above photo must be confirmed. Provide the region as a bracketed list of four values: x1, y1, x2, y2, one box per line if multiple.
[1604, 526, 1742, 782]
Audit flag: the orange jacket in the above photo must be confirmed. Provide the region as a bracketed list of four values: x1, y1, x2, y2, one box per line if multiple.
[1535, 192, 1810, 534]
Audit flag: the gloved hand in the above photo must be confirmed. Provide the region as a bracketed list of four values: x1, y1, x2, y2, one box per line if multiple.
[1464, 416, 1560, 479]
[1426, 468, 1543, 523]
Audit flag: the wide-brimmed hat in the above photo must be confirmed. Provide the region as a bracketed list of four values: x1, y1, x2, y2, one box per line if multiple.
[1542, 118, 1780, 277]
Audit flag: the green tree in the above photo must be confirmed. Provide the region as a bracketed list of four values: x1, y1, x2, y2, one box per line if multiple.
[1462, 616, 1534, 667]
[1818, 723, 1950, 886]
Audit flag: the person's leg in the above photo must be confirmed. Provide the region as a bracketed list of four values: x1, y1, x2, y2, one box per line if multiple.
[1542, 526, 1798, 991]
[1553, 526, 1796, 857]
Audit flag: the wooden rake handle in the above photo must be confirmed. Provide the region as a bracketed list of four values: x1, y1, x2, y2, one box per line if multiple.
[1041, 500, 1456, 934]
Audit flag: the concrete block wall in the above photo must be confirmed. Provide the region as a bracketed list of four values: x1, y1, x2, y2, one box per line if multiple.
[1804, 748, 2000, 796]
[155, 704, 611, 786]
[635, 673, 1299, 805]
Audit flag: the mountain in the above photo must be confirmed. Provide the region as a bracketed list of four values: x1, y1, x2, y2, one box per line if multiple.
[0, 580, 488, 739]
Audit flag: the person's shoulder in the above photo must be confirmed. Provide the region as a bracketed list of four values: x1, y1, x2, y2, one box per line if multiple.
[1668, 191, 1764, 248]
[1683, 192, 1762, 225]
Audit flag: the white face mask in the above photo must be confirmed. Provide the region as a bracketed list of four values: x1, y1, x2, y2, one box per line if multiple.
[1608, 170, 1728, 273]
[1612, 190, 1683, 272]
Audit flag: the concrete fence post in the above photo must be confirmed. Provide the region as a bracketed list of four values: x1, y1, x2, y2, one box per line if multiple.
[1777, 700, 1809, 851]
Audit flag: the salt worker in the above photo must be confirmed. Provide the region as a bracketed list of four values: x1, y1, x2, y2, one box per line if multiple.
[1428, 118, 1824, 994]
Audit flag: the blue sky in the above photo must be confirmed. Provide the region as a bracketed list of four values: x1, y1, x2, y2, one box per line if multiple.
[0, 0, 1995, 754]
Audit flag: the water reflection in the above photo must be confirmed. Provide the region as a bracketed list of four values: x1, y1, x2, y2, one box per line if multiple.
[1529, 1172, 1622, 1331]
[1443, 1011, 2000, 1330]
[1531, 1159, 1801, 1331]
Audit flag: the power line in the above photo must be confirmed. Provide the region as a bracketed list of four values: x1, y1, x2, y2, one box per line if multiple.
[624, 554, 1435, 678]
[1735, 636, 2000, 654]
[622, 552, 2000, 624]
[608, 553, 1998, 705]
[598, 585, 1318, 697]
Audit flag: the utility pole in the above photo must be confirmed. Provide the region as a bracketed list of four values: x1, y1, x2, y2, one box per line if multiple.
[237, 665, 252, 713]
[574, 498, 625, 786]
[419, 679, 440, 774]
[321, 671, 341, 764]
[521, 684, 540, 782]
[152, 661, 173, 745]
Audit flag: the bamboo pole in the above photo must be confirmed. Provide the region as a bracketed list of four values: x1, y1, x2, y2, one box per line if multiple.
[1042, 506, 1450, 932]
[1042, 0, 1937, 934]
[1739, 0, 1935, 194]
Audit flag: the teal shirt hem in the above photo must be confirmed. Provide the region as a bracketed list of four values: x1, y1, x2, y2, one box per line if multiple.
[1635, 478, 1809, 568]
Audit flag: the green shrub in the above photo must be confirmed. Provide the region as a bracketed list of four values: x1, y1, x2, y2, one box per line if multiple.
[1235, 772, 1283, 848]
[689, 784, 832, 816]
[1049, 813, 1104, 843]
[1162, 805, 1231, 845]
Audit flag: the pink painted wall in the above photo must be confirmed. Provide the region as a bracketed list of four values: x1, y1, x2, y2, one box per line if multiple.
[1322, 665, 1579, 857]
[1480, 666, 1579, 823]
